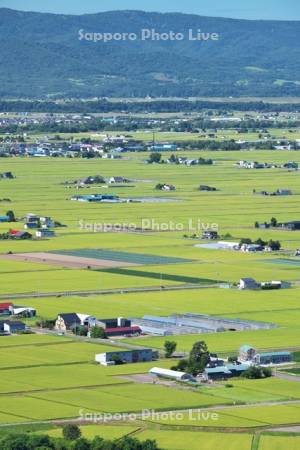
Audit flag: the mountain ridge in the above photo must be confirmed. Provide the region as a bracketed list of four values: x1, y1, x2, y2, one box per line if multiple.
[0, 8, 299, 98]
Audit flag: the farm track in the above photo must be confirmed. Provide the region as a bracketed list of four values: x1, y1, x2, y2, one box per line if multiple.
[275, 372, 300, 382]
[2, 399, 300, 431]
[0, 381, 133, 397]
[0, 283, 221, 300]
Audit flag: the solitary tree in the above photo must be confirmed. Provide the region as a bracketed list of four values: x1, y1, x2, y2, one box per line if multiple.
[270, 217, 278, 227]
[239, 238, 252, 246]
[268, 239, 281, 251]
[254, 238, 266, 247]
[73, 325, 88, 336]
[148, 152, 162, 164]
[187, 341, 210, 375]
[6, 210, 16, 222]
[228, 356, 238, 363]
[164, 340, 177, 358]
[62, 424, 81, 441]
[90, 326, 107, 339]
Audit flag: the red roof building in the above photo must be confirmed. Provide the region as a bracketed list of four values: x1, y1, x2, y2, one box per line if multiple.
[104, 326, 141, 337]
[0, 303, 13, 313]
[8, 229, 19, 235]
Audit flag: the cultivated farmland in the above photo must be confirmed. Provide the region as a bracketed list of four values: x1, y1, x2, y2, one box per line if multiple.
[1, 147, 300, 445]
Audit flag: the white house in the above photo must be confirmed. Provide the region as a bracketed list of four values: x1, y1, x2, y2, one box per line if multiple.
[12, 306, 36, 317]
[239, 278, 260, 290]
[35, 229, 55, 238]
[96, 349, 154, 366]
[218, 241, 240, 250]
[162, 184, 176, 191]
[109, 176, 126, 184]
[149, 367, 193, 381]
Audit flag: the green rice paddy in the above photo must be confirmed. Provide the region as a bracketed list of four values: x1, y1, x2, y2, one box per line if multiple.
[1, 149, 300, 445]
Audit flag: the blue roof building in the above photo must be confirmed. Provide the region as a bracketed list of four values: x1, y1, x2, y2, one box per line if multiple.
[258, 351, 292, 365]
[204, 364, 248, 380]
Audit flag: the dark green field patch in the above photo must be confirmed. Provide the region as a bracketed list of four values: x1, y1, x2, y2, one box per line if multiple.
[261, 258, 300, 267]
[97, 267, 220, 284]
[49, 249, 193, 265]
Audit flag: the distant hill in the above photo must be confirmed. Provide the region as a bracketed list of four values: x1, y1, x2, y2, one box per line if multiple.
[0, 9, 299, 98]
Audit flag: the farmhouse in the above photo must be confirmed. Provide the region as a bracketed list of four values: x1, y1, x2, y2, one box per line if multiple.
[154, 183, 176, 191]
[12, 306, 36, 317]
[277, 189, 292, 196]
[202, 231, 219, 240]
[258, 351, 292, 365]
[95, 348, 155, 365]
[77, 175, 105, 185]
[55, 314, 140, 336]
[0, 172, 14, 179]
[35, 229, 55, 238]
[71, 194, 120, 203]
[163, 184, 175, 191]
[0, 320, 26, 334]
[282, 221, 300, 231]
[282, 161, 298, 169]
[0, 302, 36, 317]
[261, 281, 282, 290]
[0, 302, 13, 315]
[204, 364, 248, 381]
[24, 222, 39, 230]
[199, 185, 217, 192]
[239, 345, 257, 362]
[237, 161, 266, 169]
[8, 230, 32, 240]
[108, 176, 130, 184]
[55, 313, 83, 331]
[104, 326, 141, 337]
[239, 345, 292, 365]
[95, 317, 142, 337]
[204, 366, 232, 380]
[149, 367, 193, 381]
[240, 244, 264, 252]
[254, 189, 293, 196]
[239, 278, 260, 290]
[24, 214, 54, 229]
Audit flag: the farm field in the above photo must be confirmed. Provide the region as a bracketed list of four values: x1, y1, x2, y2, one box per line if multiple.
[31, 383, 232, 415]
[136, 430, 253, 450]
[259, 435, 300, 450]
[1, 146, 300, 445]
[143, 404, 300, 428]
[200, 377, 300, 403]
[0, 340, 122, 368]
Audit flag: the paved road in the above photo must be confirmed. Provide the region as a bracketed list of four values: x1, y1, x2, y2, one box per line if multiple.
[0, 283, 221, 300]
[2, 399, 300, 429]
[269, 425, 300, 432]
[275, 372, 300, 382]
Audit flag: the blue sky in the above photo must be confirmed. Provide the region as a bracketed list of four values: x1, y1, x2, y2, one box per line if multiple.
[0, 0, 299, 20]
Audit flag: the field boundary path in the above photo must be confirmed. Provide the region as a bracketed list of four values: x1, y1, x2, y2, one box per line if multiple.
[0, 283, 221, 300]
[274, 372, 300, 382]
[2, 400, 300, 430]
